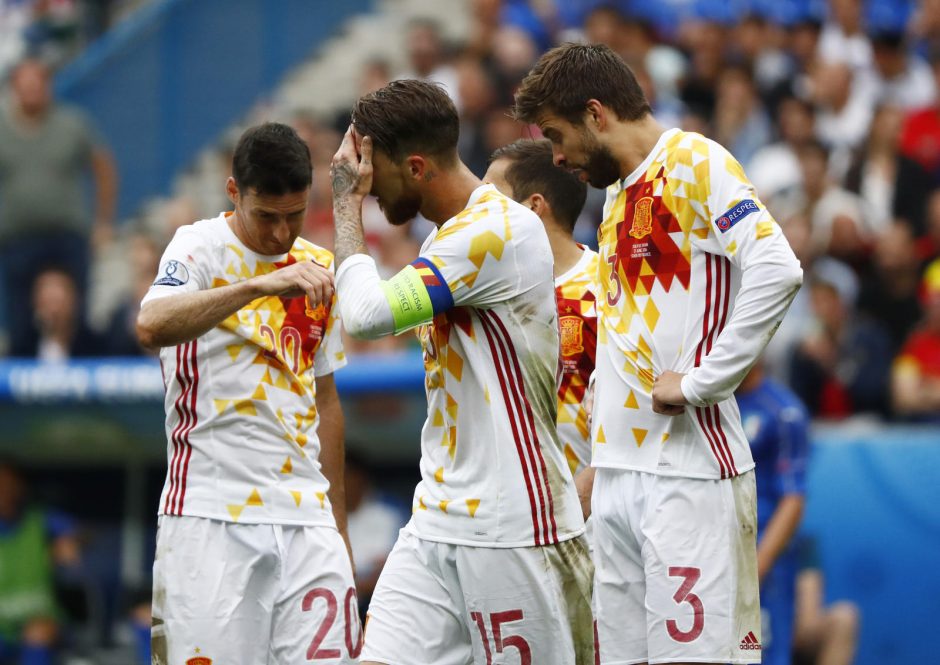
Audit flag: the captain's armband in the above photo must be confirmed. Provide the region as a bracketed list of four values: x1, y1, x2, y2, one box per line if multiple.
[381, 258, 454, 334]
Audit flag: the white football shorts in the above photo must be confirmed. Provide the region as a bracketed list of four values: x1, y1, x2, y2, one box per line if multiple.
[151, 515, 361, 665]
[361, 529, 595, 665]
[592, 468, 761, 664]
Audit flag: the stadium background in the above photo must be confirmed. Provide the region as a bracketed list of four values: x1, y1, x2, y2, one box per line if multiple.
[0, 0, 938, 663]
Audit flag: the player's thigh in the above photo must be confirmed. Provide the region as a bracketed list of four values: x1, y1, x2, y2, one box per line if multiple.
[360, 531, 471, 665]
[642, 471, 761, 664]
[458, 537, 596, 665]
[270, 525, 361, 664]
[591, 468, 650, 665]
[151, 516, 278, 665]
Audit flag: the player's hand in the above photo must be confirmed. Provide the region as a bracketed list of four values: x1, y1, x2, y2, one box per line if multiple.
[652, 370, 688, 416]
[252, 260, 334, 306]
[331, 125, 372, 202]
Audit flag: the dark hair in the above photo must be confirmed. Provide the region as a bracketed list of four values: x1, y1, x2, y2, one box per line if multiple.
[513, 43, 651, 125]
[796, 138, 829, 163]
[489, 139, 587, 233]
[232, 122, 312, 196]
[351, 79, 459, 164]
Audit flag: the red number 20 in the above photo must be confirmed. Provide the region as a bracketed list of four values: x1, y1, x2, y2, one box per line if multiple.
[302, 587, 363, 660]
[471, 609, 532, 665]
[665, 566, 705, 643]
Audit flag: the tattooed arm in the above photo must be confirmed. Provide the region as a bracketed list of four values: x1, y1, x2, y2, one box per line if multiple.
[331, 126, 373, 267]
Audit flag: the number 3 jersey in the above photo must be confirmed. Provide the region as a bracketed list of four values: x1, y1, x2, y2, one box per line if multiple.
[592, 129, 802, 480]
[142, 212, 346, 526]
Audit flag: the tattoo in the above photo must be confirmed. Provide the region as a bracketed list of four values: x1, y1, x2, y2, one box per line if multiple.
[333, 196, 368, 267]
[424, 171, 435, 183]
[331, 162, 359, 199]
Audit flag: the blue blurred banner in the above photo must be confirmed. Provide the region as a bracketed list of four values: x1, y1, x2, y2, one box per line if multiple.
[803, 427, 940, 665]
[0, 352, 426, 402]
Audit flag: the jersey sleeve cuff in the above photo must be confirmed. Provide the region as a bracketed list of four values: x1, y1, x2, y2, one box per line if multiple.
[680, 373, 709, 407]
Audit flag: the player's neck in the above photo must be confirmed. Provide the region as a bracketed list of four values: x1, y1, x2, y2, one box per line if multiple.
[610, 114, 667, 180]
[420, 162, 483, 226]
[548, 228, 583, 278]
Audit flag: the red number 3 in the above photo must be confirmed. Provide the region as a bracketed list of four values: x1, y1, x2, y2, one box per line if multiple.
[666, 566, 705, 643]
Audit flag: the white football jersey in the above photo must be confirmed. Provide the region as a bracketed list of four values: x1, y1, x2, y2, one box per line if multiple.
[554, 247, 599, 477]
[143, 213, 346, 525]
[593, 129, 802, 479]
[336, 185, 584, 547]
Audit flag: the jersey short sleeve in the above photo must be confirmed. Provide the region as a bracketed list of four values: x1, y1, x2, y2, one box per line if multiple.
[142, 226, 213, 305]
[313, 292, 347, 377]
[381, 200, 523, 334]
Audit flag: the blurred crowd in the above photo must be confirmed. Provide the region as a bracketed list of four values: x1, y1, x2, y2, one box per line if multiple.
[3, 0, 940, 429]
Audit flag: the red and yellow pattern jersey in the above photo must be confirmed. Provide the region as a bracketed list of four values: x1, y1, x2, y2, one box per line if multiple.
[143, 213, 346, 526]
[593, 129, 801, 479]
[554, 247, 599, 476]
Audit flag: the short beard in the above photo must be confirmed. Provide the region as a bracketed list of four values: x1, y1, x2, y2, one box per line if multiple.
[582, 139, 623, 189]
[381, 193, 422, 226]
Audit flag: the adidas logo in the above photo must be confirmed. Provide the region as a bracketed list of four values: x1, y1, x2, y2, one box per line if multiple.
[739, 631, 762, 650]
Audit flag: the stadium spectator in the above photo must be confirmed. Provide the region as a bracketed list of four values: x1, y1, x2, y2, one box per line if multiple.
[22, 266, 107, 360]
[713, 65, 773, 165]
[857, 222, 924, 352]
[344, 449, 407, 619]
[897, 48, 940, 184]
[810, 60, 874, 169]
[401, 18, 460, 111]
[817, 0, 873, 70]
[0, 459, 81, 665]
[915, 187, 940, 259]
[0, 57, 116, 357]
[868, 30, 937, 110]
[843, 104, 903, 232]
[790, 259, 893, 418]
[891, 257, 940, 420]
[104, 234, 161, 356]
[737, 362, 809, 665]
[749, 95, 816, 201]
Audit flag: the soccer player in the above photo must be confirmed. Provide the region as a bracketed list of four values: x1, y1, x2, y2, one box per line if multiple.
[137, 123, 360, 664]
[736, 362, 809, 665]
[331, 80, 594, 665]
[483, 138, 599, 479]
[514, 44, 804, 665]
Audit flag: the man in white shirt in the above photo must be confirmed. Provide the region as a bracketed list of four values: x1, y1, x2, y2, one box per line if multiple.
[137, 122, 359, 664]
[330, 79, 593, 665]
[515, 43, 803, 665]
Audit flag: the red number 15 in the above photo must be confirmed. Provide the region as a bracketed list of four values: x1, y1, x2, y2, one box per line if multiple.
[471, 609, 532, 665]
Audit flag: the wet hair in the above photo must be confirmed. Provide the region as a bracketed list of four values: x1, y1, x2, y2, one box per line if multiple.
[513, 42, 651, 125]
[232, 122, 312, 196]
[351, 79, 459, 165]
[489, 139, 587, 233]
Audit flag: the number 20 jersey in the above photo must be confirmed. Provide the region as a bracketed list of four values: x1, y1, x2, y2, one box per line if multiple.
[143, 213, 347, 526]
[592, 128, 794, 480]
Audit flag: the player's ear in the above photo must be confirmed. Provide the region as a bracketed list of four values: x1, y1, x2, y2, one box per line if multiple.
[585, 99, 606, 132]
[527, 193, 547, 218]
[225, 177, 239, 206]
[406, 155, 427, 182]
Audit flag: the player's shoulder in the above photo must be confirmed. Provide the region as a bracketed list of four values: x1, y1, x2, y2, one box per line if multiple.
[436, 184, 542, 245]
[290, 238, 335, 270]
[170, 213, 227, 247]
[661, 130, 732, 170]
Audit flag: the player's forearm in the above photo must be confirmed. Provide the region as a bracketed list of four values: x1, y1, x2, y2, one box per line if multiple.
[682, 245, 802, 406]
[316, 382, 354, 567]
[574, 466, 596, 521]
[757, 494, 804, 582]
[332, 192, 369, 267]
[137, 280, 263, 349]
[335, 255, 396, 339]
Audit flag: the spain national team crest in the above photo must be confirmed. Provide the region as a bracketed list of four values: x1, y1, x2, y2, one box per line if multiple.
[186, 657, 212, 665]
[306, 302, 328, 321]
[559, 315, 585, 356]
[629, 196, 654, 239]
